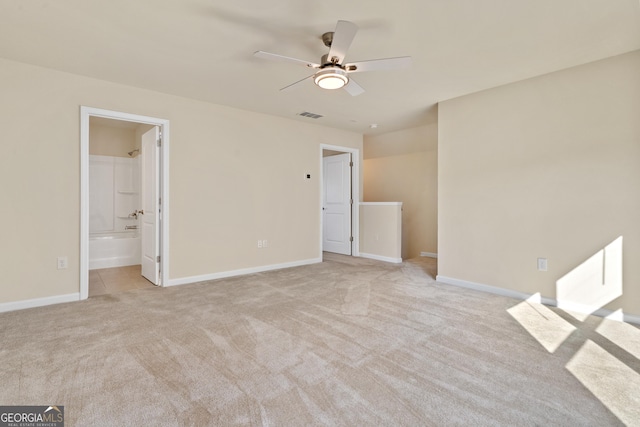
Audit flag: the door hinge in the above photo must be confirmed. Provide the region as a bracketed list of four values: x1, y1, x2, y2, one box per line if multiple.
[156, 138, 161, 147]
[349, 236, 354, 242]
[349, 161, 353, 167]
[350, 199, 354, 205]
[156, 255, 161, 263]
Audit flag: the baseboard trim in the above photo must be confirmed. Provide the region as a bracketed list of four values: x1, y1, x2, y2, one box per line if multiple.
[603, 310, 640, 325]
[436, 275, 545, 302]
[420, 252, 438, 258]
[359, 253, 403, 264]
[436, 275, 640, 325]
[556, 301, 640, 325]
[0, 293, 80, 314]
[167, 258, 322, 287]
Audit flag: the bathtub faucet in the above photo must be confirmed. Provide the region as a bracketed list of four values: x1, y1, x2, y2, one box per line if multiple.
[125, 225, 138, 230]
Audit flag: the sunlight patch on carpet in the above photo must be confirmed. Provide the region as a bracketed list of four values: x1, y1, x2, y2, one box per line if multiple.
[566, 339, 640, 425]
[507, 299, 576, 353]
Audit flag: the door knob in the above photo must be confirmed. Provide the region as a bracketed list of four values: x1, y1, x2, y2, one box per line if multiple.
[137, 210, 144, 215]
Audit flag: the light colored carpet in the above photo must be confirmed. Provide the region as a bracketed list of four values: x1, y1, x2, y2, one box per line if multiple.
[1, 253, 638, 426]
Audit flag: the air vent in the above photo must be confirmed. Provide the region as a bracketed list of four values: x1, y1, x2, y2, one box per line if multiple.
[298, 111, 323, 119]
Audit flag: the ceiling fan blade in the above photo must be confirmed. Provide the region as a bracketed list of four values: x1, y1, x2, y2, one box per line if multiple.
[328, 20, 358, 63]
[345, 56, 412, 73]
[343, 78, 365, 96]
[280, 75, 314, 92]
[254, 51, 320, 68]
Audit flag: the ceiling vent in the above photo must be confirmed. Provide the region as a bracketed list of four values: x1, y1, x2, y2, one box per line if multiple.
[299, 111, 323, 119]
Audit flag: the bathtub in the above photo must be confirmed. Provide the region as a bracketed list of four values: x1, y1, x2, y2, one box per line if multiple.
[89, 231, 141, 270]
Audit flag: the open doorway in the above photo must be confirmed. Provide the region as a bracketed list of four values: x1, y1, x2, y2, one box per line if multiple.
[80, 107, 170, 300]
[320, 144, 360, 257]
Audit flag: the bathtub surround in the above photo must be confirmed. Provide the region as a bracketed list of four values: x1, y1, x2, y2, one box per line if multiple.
[1, 254, 637, 425]
[88, 154, 141, 269]
[89, 155, 140, 235]
[89, 231, 141, 270]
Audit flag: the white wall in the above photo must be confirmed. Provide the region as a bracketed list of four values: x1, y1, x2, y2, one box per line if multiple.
[438, 50, 640, 318]
[0, 57, 361, 305]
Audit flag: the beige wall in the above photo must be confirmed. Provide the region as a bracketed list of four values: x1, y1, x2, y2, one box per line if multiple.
[438, 50, 640, 317]
[0, 57, 362, 305]
[363, 124, 438, 258]
[89, 122, 137, 157]
[359, 203, 402, 262]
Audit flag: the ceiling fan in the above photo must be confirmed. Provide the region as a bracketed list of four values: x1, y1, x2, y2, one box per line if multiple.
[254, 20, 411, 96]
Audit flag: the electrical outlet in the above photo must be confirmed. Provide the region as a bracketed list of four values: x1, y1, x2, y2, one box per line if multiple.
[257, 240, 262, 248]
[57, 256, 68, 270]
[537, 258, 548, 272]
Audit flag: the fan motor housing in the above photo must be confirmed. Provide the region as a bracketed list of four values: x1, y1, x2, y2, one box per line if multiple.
[321, 32, 334, 48]
[320, 53, 343, 67]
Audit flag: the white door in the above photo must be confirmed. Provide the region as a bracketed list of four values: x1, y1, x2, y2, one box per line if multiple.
[141, 127, 160, 285]
[323, 153, 352, 255]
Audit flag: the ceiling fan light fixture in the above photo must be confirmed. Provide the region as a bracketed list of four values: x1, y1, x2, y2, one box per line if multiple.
[314, 68, 348, 90]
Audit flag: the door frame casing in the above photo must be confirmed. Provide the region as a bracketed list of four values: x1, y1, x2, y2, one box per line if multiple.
[320, 144, 360, 257]
[80, 106, 170, 299]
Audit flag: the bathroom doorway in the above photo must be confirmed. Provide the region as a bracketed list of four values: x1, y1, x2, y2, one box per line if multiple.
[80, 107, 170, 300]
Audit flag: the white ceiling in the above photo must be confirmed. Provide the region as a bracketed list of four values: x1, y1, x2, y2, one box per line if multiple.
[1, 0, 639, 135]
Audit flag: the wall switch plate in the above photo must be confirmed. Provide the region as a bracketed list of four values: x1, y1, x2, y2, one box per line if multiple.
[57, 256, 68, 270]
[537, 258, 548, 271]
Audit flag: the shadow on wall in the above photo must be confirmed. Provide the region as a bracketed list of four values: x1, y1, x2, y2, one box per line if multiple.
[507, 236, 640, 424]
